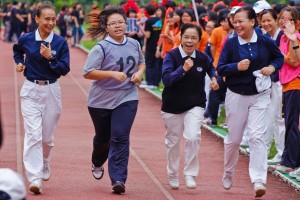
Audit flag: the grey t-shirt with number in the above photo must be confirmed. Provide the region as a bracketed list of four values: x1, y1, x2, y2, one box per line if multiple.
[83, 36, 145, 109]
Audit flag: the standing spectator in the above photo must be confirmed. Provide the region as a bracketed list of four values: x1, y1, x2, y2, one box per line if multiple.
[217, 6, 283, 198]
[20, 3, 28, 34]
[57, 6, 68, 38]
[139, 4, 163, 89]
[173, 8, 196, 48]
[71, 3, 84, 47]
[204, 20, 217, 59]
[64, 6, 75, 44]
[210, 8, 230, 67]
[252, 0, 271, 28]
[8, 1, 24, 42]
[27, 3, 38, 32]
[159, 10, 175, 59]
[260, 9, 285, 165]
[84, 6, 145, 194]
[161, 23, 218, 190]
[274, 6, 300, 174]
[2, 2, 12, 42]
[13, 1, 70, 194]
[171, 8, 183, 44]
[203, 8, 231, 126]
[126, 8, 143, 46]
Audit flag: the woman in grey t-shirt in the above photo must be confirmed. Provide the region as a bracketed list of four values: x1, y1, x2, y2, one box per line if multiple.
[83, 6, 145, 194]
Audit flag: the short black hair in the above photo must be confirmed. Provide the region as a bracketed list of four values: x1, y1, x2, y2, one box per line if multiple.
[165, 1, 176, 9]
[183, 8, 196, 22]
[180, 23, 202, 41]
[234, 6, 258, 28]
[145, 4, 156, 16]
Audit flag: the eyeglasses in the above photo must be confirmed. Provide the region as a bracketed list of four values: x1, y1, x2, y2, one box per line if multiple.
[107, 21, 126, 27]
[278, 17, 294, 22]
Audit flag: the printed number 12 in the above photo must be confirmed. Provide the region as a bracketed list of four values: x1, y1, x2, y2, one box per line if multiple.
[116, 56, 136, 77]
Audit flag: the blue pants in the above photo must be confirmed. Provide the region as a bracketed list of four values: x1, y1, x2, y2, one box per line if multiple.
[145, 49, 162, 86]
[204, 76, 227, 125]
[281, 90, 300, 168]
[88, 100, 138, 184]
[72, 25, 84, 45]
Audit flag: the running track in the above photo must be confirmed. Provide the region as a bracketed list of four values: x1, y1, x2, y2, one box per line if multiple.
[0, 40, 299, 199]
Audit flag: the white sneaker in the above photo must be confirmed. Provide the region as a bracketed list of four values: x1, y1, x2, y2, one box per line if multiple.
[221, 123, 228, 129]
[222, 173, 232, 190]
[289, 168, 300, 179]
[29, 178, 42, 194]
[139, 84, 148, 89]
[268, 153, 282, 165]
[185, 175, 196, 189]
[92, 164, 104, 180]
[202, 117, 212, 125]
[42, 163, 50, 181]
[245, 147, 250, 154]
[240, 138, 249, 148]
[254, 182, 266, 198]
[168, 176, 179, 190]
[147, 85, 157, 90]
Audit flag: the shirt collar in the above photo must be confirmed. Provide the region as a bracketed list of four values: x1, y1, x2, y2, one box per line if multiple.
[272, 28, 281, 41]
[106, 35, 127, 44]
[238, 30, 257, 45]
[178, 44, 196, 58]
[35, 28, 54, 42]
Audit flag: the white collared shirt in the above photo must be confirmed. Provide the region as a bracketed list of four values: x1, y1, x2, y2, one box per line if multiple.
[178, 44, 196, 58]
[106, 35, 127, 44]
[35, 28, 54, 42]
[272, 28, 281, 41]
[238, 30, 258, 45]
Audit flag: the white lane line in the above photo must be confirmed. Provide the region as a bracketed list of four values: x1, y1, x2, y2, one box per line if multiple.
[68, 73, 88, 97]
[130, 149, 175, 200]
[68, 72, 174, 200]
[13, 64, 23, 175]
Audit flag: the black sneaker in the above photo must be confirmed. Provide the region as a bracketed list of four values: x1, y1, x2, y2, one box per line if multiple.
[92, 165, 104, 180]
[112, 181, 125, 194]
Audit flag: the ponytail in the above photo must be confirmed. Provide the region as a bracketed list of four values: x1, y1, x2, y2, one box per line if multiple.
[88, 6, 126, 39]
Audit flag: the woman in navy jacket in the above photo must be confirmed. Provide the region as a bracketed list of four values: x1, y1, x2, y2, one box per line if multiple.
[13, 1, 70, 195]
[161, 23, 218, 190]
[217, 6, 283, 198]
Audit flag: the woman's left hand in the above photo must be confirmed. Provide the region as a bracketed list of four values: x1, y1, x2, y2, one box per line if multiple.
[40, 43, 52, 60]
[131, 71, 143, 84]
[261, 65, 275, 76]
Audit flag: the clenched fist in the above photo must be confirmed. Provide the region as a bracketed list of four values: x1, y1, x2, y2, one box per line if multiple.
[16, 63, 25, 72]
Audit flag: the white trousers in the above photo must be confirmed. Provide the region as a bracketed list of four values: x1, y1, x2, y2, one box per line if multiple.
[242, 82, 285, 155]
[161, 107, 204, 178]
[264, 82, 285, 156]
[21, 80, 61, 182]
[224, 89, 270, 184]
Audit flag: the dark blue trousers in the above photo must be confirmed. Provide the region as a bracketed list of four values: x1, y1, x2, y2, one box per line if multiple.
[281, 90, 300, 168]
[145, 49, 162, 86]
[88, 100, 138, 184]
[204, 76, 227, 125]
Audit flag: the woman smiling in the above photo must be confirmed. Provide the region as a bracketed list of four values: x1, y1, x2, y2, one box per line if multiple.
[161, 23, 218, 190]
